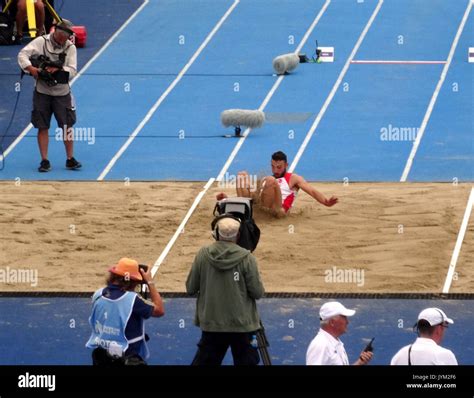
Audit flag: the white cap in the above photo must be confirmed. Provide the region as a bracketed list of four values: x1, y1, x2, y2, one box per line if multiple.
[417, 308, 453, 326]
[319, 301, 356, 321]
[216, 217, 240, 239]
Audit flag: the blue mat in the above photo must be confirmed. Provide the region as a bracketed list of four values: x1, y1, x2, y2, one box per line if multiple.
[0, 296, 472, 365]
[1, 0, 472, 181]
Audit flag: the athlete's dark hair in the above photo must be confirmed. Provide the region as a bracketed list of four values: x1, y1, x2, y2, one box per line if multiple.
[271, 151, 287, 163]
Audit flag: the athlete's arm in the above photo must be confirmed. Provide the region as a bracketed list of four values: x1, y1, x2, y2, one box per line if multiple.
[291, 174, 338, 207]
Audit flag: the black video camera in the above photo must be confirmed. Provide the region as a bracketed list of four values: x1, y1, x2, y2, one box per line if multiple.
[29, 53, 69, 86]
[137, 264, 150, 300]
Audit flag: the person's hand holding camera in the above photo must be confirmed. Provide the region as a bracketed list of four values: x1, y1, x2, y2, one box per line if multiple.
[138, 264, 154, 286]
[45, 66, 60, 74]
[26, 65, 40, 79]
[138, 264, 164, 317]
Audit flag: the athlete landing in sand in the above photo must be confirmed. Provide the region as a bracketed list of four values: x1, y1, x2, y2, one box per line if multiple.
[218, 151, 338, 217]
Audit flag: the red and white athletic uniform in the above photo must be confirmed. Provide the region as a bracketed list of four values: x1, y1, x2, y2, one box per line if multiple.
[276, 172, 297, 212]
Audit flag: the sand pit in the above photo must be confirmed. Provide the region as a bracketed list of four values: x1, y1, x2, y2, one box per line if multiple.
[0, 181, 472, 293]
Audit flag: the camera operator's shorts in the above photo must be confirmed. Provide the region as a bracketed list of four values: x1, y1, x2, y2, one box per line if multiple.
[31, 90, 76, 130]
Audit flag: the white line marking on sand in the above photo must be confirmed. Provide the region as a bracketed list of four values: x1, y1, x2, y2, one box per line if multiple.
[443, 187, 474, 293]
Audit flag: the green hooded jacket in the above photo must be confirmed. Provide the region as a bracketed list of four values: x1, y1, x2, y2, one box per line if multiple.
[186, 241, 265, 332]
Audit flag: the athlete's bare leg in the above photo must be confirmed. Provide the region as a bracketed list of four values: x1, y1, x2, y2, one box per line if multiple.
[259, 176, 284, 213]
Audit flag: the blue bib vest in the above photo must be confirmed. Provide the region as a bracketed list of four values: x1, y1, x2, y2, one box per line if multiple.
[86, 288, 149, 359]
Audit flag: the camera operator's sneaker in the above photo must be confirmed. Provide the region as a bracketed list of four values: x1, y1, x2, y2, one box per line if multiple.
[38, 159, 51, 172]
[66, 157, 82, 170]
[13, 35, 23, 45]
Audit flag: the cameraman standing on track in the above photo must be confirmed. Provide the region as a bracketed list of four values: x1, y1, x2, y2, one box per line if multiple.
[18, 19, 81, 172]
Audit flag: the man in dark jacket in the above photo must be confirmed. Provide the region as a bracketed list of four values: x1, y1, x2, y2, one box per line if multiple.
[186, 216, 265, 365]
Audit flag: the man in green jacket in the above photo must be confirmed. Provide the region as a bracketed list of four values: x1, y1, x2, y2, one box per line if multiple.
[186, 215, 265, 365]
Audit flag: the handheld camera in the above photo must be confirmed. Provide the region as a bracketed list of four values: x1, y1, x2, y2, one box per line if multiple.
[137, 264, 150, 299]
[138, 264, 149, 273]
[29, 53, 69, 86]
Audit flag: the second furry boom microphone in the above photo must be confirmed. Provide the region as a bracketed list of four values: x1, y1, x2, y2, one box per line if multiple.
[272, 53, 300, 75]
[221, 109, 265, 137]
[271, 41, 334, 75]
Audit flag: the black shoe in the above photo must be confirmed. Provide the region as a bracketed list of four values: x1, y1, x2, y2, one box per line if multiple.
[38, 159, 51, 172]
[13, 35, 23, 45]
[66, 157, 82, 170]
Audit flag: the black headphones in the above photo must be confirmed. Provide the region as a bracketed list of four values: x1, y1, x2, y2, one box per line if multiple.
[211, 214, 241, 241]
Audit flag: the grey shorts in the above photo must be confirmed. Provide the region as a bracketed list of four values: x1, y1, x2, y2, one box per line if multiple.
[31, 90, 76, 130]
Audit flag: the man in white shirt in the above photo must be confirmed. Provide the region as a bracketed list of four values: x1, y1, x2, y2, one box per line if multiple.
[18, 19, 81, 172]
[391, 307, 458, 365]
[306, 301, 373, 365]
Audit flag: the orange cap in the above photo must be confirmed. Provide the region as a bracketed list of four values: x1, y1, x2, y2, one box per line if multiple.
[108, 258, 143, 281]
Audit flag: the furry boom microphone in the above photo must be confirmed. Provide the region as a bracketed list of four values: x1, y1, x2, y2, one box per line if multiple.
[272, 53, 300, 75]
[221, 109, 265, 137]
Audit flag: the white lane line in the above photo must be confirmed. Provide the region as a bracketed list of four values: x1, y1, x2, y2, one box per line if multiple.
[98, 0, 240, 181]
[151, 178, 215, 277]
[2, 0, 151, 160]
[443, 187, 474, 293]
[400, 0, 472, 182]
[216, 0, 331, 182]
[289, 0, 384, 172]
[351, 60, 446, 64]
